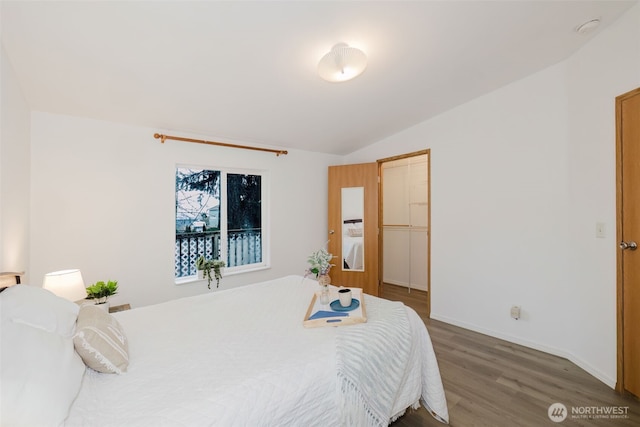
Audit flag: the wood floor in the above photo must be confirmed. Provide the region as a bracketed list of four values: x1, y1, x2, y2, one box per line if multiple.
[381, 283, 640, 426]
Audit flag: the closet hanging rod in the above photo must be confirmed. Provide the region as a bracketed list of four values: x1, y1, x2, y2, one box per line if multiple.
[154, 133, 288, 156]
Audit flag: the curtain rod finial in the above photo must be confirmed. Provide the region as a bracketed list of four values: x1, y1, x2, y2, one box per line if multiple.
[154, 133, 166, 143]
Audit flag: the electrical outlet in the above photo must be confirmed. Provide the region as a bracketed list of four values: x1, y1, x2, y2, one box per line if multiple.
[510, 305, 521, 320]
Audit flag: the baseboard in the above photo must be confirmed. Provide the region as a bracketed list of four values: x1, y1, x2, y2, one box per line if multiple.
[430, 313, 616, 389]
[383, 279, 428, 292]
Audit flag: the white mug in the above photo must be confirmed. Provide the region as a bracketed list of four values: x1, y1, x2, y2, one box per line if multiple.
[338, 288, 352, 307]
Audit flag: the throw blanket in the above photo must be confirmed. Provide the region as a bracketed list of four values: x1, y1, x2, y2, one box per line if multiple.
[336, 296, 411, 426]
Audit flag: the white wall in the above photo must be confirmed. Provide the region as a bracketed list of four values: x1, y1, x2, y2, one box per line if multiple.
[564, 3, 640, 387]
[0, 45, 31, 277]
[345, 4, 640, 387]
[30, 112, 341, 307]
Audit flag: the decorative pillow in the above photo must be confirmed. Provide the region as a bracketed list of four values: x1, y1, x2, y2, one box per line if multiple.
[348, 227, 363, 237]
[1, 285, 85, 427]
[73, 305, 129, 374]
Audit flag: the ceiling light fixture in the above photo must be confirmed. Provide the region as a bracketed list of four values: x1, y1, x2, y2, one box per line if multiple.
[318, 43, 367, 83]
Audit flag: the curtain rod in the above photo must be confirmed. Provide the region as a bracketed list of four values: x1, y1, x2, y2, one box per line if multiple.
[154, 133, 288, 156]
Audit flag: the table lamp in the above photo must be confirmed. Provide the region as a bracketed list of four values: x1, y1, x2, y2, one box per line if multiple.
[42, 269, 87, 302]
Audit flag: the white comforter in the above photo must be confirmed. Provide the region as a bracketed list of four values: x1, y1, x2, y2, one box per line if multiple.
[65, 275, 448, 426]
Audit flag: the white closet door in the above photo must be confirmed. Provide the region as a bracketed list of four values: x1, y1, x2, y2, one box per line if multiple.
[383, 227, 411, 287]
[410, 229, 428, 291]
[382, 155, 429, 291]
[382, 164, 409, 225]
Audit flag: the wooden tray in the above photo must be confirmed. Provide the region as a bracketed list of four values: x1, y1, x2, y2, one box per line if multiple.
[303, 287, 367, 328]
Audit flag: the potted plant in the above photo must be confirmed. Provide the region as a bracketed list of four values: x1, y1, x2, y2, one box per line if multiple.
[305, 248, 335, 282]
[85, 280, 118, 311]
[196, 255, 226, 289]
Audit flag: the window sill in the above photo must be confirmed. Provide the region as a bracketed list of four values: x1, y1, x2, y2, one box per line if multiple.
[174, 264, 270, 286]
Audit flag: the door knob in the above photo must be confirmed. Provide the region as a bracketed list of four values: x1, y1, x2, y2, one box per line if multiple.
[619, 241, 638, 250]
[329, 230, 335, 235]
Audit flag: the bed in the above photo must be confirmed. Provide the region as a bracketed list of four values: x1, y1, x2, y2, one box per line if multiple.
[1, 274, 448, 426]
[343, 219, 364, 270]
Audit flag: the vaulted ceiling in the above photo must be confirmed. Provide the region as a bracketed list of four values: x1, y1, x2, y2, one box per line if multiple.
[1, 1, 636, 154]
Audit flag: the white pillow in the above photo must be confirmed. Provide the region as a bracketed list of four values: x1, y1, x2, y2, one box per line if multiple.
[0, 283, 79, 336]
[1, 285, 86, 427]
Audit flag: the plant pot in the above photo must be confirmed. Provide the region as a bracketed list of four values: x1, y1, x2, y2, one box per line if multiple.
[197, 270, 205, 280]
[95, 301, 110, 312]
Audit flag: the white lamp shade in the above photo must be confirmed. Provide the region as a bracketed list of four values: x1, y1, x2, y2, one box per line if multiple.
[318, 43, 367, 83]
[42, 269, 86, 302]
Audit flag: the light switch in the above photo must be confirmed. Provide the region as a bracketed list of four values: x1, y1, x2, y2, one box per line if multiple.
[596, 222, 606, 238]
[510, 306, 521, 320]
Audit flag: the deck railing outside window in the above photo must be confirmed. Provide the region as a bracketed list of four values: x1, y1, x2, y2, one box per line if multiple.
[175, 229, 262, 277]
[227, 228, 262, 267]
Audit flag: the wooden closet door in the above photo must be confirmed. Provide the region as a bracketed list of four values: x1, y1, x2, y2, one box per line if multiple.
[327, 163, 379, 296]
[616, 87, 640, 397]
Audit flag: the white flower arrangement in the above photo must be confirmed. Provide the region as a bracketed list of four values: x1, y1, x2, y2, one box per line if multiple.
[305, 248, 335, 278]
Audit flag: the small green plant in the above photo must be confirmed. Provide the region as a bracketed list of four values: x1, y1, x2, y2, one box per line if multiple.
[85, 280, 118, 304]
[196, 255, 226, 289]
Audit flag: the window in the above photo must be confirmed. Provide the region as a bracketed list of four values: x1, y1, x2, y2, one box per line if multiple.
[174, 166, 267, 280]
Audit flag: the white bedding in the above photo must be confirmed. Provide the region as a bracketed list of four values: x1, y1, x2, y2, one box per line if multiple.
[343, 235, 364, 270]
[64, 275, 448, 426]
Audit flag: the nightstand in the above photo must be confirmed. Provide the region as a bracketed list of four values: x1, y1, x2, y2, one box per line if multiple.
[109, 304, 131, 313]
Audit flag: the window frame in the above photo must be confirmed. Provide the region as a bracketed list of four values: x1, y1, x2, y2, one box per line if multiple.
[174, 164, 270, 285]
